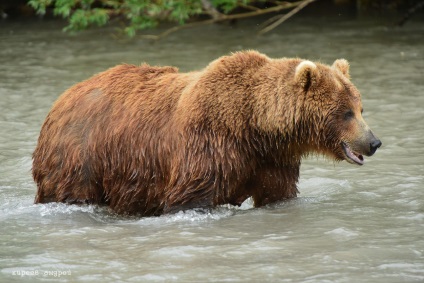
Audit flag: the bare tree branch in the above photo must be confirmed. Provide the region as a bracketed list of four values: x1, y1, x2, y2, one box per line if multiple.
[201, 0, 224, 20]
[258, 0, 316, 35]
[139, 0, 313, 40]
[238, 4, 261, 11]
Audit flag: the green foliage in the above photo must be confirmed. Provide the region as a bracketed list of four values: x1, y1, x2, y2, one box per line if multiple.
[65, 8, 109, 32]
[29, 0, 108, 31]
[27, 0, 259, 36]
[28, 0, 53, 15]
[211, 0, 238, 13]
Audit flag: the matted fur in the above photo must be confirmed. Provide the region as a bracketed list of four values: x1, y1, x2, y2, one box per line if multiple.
[33, 51, 380, 216]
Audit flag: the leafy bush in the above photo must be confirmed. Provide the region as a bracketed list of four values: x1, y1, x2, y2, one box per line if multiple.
[28, 0, 260, 36]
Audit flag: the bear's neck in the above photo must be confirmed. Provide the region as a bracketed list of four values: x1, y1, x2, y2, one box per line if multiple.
[248, 61, 324, 156]
[180, 57, 323, 158]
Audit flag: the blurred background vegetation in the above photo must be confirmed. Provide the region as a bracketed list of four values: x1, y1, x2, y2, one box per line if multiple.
[1, 0, 423, 37]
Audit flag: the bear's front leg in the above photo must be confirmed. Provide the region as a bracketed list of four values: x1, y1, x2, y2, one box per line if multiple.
[248, 163, 300, 207]
[163, 177, 216, 214]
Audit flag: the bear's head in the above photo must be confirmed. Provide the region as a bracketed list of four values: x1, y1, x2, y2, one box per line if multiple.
[293, 59, 382, 165]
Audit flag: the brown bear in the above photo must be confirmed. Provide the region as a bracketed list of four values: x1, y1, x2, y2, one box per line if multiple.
[33, 51, 381, 216]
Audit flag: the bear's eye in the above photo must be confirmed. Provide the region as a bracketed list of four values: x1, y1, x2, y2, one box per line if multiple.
[344, 110, 354, 120]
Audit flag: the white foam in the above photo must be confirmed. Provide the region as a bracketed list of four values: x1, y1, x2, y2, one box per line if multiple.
[133, 207, 235, 226]
[377, 262, 424, 270]
[38, 203, 97, 217]
[325, 227, 359, 240]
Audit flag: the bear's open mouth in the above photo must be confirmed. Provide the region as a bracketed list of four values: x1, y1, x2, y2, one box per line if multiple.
[342, 142, 364, 166]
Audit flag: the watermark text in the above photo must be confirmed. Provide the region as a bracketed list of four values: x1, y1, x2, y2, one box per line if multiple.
[11, 269, 72, 278]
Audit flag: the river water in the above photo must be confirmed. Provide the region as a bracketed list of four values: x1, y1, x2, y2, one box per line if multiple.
[0, 14, 423, 282]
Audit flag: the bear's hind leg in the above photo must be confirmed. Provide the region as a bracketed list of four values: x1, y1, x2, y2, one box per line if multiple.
[34, 160, 105, 206]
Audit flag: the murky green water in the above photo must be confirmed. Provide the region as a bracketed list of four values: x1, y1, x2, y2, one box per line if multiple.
[1, 15, 423, 282]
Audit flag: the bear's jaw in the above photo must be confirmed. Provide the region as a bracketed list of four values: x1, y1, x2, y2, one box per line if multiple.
[342, 142, 364, 166]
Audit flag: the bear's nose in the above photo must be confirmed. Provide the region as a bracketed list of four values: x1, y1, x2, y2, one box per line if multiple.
[369, 139, 382, 155]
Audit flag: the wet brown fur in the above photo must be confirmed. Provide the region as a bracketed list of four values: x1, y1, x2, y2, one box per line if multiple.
[33, 51, 376, 216]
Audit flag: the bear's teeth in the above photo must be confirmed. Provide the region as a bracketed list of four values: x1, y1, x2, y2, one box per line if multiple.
[342, 142, 364, 166]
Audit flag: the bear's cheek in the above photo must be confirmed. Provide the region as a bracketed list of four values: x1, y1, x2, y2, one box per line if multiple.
[324, 117, 357, 158]
[318, 121, 345, 160]
[341, 119, 371, 154]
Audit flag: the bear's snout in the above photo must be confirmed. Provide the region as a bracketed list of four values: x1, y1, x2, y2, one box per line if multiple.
[369, 138, 382, 156]
[361, 128, 381, 157]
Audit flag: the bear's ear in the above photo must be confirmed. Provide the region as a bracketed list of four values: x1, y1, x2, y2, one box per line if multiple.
[295, 60, 319, 91]
[332, 59, 350, 79]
